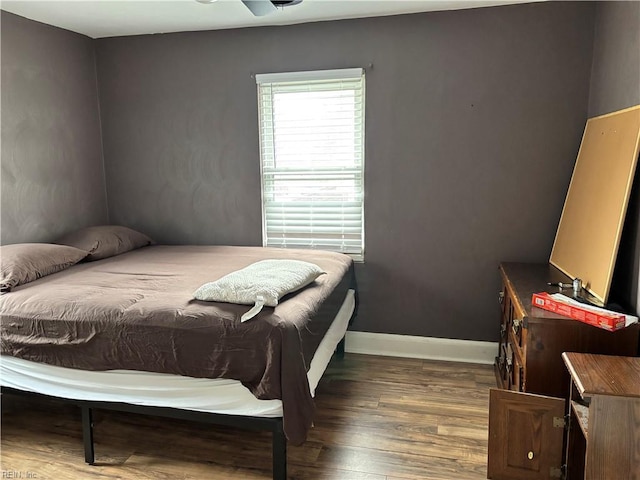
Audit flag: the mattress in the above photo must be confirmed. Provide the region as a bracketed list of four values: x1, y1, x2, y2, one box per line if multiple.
[1, 289, 355, 418]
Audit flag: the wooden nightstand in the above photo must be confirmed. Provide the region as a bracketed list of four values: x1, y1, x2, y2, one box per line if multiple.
[487, 353, 640, 479]
[562, 352, 640, 480]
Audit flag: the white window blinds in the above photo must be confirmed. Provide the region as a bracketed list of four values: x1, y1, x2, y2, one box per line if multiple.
[256, 68, 365, 259]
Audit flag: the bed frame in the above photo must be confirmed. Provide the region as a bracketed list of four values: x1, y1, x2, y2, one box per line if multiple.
[2, 337, 349, 480]
[2, 387, 289, 478]
[2, 257, 358, 479]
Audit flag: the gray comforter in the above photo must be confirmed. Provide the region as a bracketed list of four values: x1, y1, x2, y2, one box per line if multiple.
[0, 245, 354, 444]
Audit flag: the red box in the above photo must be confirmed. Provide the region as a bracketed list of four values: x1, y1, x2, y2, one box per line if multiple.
[531, 292, 627, 331]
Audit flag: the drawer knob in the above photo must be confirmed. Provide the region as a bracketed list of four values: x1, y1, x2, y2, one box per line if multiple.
[528, 451, 534, 460]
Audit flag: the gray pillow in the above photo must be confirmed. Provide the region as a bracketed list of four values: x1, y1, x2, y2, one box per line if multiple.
[55, 225, 154, 261]
[0, 243, 88, 292]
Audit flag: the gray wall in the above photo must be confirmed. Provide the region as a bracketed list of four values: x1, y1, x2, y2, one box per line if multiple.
[1, 12, 108, 244]
[588, 1, 640, 117]
[589, 1, 640, 314]
[3, 1, 636, 339]
[96, 2, 595, 341]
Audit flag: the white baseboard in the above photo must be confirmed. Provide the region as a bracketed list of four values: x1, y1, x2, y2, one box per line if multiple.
[344, 331, 498, 365]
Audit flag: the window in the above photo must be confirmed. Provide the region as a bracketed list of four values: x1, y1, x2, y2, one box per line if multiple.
[256, 68, 365, 259]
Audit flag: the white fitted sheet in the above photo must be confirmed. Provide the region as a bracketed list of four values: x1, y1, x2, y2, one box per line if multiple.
[1, 289, 355, 418]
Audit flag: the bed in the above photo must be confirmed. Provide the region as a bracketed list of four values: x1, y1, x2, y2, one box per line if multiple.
[0, 232, 357, 480]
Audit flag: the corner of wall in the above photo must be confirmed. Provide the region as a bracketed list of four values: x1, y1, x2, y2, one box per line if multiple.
[92, 41, 110, 224]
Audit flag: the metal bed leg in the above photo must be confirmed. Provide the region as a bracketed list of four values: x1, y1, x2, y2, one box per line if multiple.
[81, 406, 95, 464]
[272, 420, 287, 480]
[336, 336, 346, 358]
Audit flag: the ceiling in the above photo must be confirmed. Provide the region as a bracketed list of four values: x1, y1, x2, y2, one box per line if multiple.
[1, 0, 543, 39]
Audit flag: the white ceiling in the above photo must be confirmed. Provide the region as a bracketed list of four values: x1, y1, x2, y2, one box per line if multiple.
[1, 0, 543, 39]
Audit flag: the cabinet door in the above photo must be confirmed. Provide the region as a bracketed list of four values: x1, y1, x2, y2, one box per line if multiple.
[488, 389, 565, 480]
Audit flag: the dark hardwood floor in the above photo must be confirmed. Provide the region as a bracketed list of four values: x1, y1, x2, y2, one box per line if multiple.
[1, 354, 495, 479]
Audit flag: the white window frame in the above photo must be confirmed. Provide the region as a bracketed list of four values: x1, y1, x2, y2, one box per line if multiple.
[255, 68, 365, 260]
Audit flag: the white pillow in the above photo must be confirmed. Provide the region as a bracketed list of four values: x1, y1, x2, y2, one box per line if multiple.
[193, 259, 325, 322]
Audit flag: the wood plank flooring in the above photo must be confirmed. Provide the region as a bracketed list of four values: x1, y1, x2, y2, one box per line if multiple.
[1, 354, 495, 479]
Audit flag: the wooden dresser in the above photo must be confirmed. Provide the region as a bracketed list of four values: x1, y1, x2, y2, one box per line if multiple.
[494, 262, 638, 398]
[488, 262, 640, 479]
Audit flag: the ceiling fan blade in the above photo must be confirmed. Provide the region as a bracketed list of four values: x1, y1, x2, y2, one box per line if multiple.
[241, 0, 278, 16]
